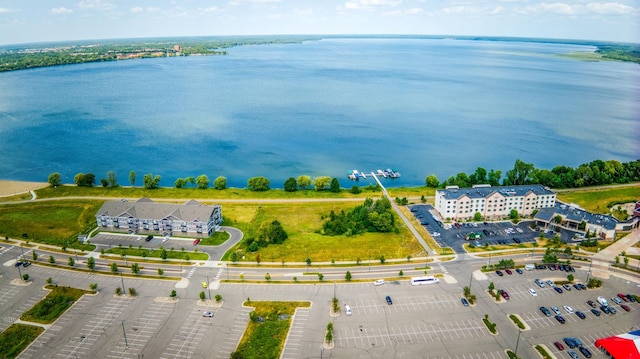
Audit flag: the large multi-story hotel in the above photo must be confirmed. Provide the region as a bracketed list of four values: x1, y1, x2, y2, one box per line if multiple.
[435, 184, 556, 220]
[95, 198, 222, 237]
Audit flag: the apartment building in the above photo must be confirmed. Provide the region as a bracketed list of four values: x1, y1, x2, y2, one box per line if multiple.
[435, 184, 556, 220]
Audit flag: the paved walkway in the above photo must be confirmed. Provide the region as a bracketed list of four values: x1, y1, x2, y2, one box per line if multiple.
[592, 229, 640, 261]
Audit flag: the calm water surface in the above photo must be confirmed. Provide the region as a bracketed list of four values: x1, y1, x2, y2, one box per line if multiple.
[0, 38, 638, 188]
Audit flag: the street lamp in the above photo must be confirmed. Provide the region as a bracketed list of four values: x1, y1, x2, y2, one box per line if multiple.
[514, 330, 522, 358]
[120, 273, 126, 294]
[17, 263, 23, 281]
[122, 320, 129, 348]
[206, 275, 211, 300]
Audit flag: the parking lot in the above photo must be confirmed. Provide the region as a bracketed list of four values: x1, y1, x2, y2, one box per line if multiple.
[90, 232, 197, 251]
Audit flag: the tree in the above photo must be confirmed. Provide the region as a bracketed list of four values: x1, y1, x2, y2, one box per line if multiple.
[131, 263, 140, 274]
[22, 273, 29, 281]
[509, 209, 520, 222]
[170, 290, 177, 298]
[128, 288, 137, 296]
[318, 273, 324, 281]
[87, 256, 95, 271]
[143, 173, 161, 189]
[505, 159, 535, 185]
[488, 282, 495, 292]
[184, 177, 195, 187]
[100, 178, 108, 187]
[284, 177, 297, 192]
[128, 170, 136, 187]
[74, 173, 95, 187]
[110, 262, 118, 273]
[313, 176, 331, 191]
[215, 294, 222, 302]
[345, 271, 352, 281]
[90, 283, 98, 290]
[48, 255, 55, 264]
[68, 256, 74, 267]
[379, 255, 385, 264]
[48, 172, 62, 187]
[474, 212, 483, 221]
[330, 178, 341, 193]
[247, 176, 270, 191]
[350, 185, 362, 194]
[160, 247, 168, 261]
[567, 274, 574, 282]
[425, 174, 439, 188]
[196, 174, 210, 189]
[488, 169, 502, 186]
[106, 170, 118, 187]
[214, 176, 227, 190]
[297, 175, 312, 190]
[265, 273, 271, 281]
[199, 291, 206, 300]
[115, 287, 122, 296]
[174, 178, 186, 188]
[157, 268, 164, 275]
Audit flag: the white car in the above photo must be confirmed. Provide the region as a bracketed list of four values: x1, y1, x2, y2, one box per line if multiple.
[546, 280, 555, 287]
[202, 311, 214, 317]
[563, 305, 574, 314]
[374, 279, 385, 286]
[529, 288, 538, 297]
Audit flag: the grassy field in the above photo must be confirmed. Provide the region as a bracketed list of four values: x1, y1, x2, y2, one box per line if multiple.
[106, 247, 209, 261]
[20, 286, 94, 324]
[0, 324, 44, 359]
[224, 201, 426, 262]
[234, 301, 311, 359]
[0, 200, 101, 248]
[556, 186, 640, 214]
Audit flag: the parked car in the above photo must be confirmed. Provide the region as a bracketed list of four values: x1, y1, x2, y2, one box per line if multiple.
[564, 337, 577, 348]
[587, 300, 597, 308]
[618, 293, 629, 302]
[14, 260, 22, 267]
[578, 346, 592, 358]
[554, 341, 565, 350]
[515, 268, 523, 274]
[555, 315, 566, 324]
[535, 279, 545, 288]
[563, 284, 572, 291]
[374, 279, 385, 286]
[575, 311, 586, 319]
[546, 280, 555, 287]
[529, 288, 538, 297]
[202, 311, 214, 317]
[609, 306, 617, 314]
[551, 306, 561, 315]
[495, 270, 503, 277]
[500, 290, 510, 300]
[590, 308, 601, 316]
[193, 238, 201, 245]
[568, 350, 579, 359]
[539, 307, 552, 317]
[573, 283, 582, 290]
[554, 287, 563, 294]
[563, 305, 574, 314]
[22, 261, 31, 267]
[505, 269, 512, 275]
[621, 304, 630, 312]
[145, 235, 153, 241]
[461, 298, 469, 307]
[611, 296, 623, 305]
[572, 338, 583, 346]
[626, 294, 636, 302]
[385, 296, 393, 305]
[577, 283, 586, 290]
[601, 305, 611, 314]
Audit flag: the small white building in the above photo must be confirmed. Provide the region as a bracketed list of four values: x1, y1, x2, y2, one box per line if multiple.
[435, 184, 556, 221]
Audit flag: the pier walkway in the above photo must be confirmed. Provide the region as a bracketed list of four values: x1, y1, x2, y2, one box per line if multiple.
[370, 173, 436, 256]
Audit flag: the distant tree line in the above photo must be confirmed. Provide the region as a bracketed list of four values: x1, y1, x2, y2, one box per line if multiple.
[425, 158, 640, 189]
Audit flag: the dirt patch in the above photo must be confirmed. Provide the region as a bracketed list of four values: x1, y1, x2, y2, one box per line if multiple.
[0, 180, 48, 197]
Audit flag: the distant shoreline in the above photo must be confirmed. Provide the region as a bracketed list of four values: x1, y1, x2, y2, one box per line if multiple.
[0, 180, 48, 197]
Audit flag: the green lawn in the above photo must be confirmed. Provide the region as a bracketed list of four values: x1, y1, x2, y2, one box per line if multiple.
[233, 301, 311, 359]
[224, 201, 425, 263]
[556, 186, 640, 214]
[0, 200, 101, 248]
[105, 247, 209, 261]
[0, 324, 44, 359]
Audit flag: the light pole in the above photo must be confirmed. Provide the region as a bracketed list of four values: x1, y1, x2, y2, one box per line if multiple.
[333, 281, 336, 299]
[586, 260, 593, 283]
[514, 330, 522, 358]
[206, 275, 211, 300]
[122, 320, 129, 348]
[320, 345, 324, 359]
[120, 273, 126, 294]
[17, 263, 23, 281]
[469, 272, 473, 290]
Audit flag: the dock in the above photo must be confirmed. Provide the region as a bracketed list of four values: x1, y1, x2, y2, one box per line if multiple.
[347, 168, 400, 180]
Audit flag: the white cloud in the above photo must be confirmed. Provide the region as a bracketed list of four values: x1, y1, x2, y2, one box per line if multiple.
[201, 6, 221, 13]
[344, 0, 403, 10]
[130, 6, 143, 13]
[78, 0, 116, 11]
[586, 2, 636, 14]
[51, 7, 74, 15]
[442, 6, 480, 14]
[0, 7, 18, 14]
[383, 7, 424, 16]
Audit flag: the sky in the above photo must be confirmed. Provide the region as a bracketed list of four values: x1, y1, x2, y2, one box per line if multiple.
[0, 0, 638, 45]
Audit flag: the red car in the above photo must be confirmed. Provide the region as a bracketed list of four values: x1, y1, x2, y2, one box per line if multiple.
[505, 269, 513, 275]
[618, 293, 629, 302]
[621, 304, 630, 312]
[554, 341, 565, 350]
[500, 290, 510, 300]
[193, 238, 201, 245]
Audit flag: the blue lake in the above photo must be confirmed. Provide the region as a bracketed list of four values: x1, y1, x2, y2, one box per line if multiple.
[0, 38, 638, 188]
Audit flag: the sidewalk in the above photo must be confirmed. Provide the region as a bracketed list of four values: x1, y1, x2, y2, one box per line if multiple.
[592, 229, 640, 261]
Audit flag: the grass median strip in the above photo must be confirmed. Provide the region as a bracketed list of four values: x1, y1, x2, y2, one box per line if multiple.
[0, 324, 44, 359]
[20, 285, 94, 324]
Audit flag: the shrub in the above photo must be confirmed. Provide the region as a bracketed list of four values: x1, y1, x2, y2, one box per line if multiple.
[200, 291, 206, 300]
[215, 294, 222, 302]
[128, 288, 136, 296]
[169, 290, 177, 298]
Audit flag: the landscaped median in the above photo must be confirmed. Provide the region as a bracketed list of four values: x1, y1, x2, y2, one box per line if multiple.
[0, 285, 96, 359]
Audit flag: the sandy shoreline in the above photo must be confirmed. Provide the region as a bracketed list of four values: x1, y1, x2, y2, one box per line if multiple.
[0, 180, 48, 197]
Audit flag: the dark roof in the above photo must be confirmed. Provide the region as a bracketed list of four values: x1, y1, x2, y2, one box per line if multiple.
[437, 184, 554, 200]
[535, 202, 618, 230]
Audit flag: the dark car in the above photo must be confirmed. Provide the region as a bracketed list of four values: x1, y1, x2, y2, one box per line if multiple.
[618, 293, 629, 302]
[564, 337, 577, 348]
[575, 311, 586, 319]
[609, 306, 617, 314]
[568, 350, 579, 359]
[573, 283, 582, 290]
[554, 287, 563, 294]
[14, 260, 22, 267]
[483, 229, 490, 236]
[579, 346, 593, 358]
[555, 315, 566, 324]
[386, 296, 393, 305]
[627, 294, 636, 302]
[505, 269, 512, 275]
[539, 306, 552, 317]
[496, 270, 503, 276]
[601, 305, 611, 314]
[578, 283, 587, 290]
[590, 308, 601, 316]
[461, 298, 469, 307]
[500, 290, 510, 300]
[621, 304, 630, 312]
[587, 300, 596, 308]
[515, 268, 523, 274]
[145, 235, 153, 241]
[554, 341, 565, 350]
[22, 261, 31, 267]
